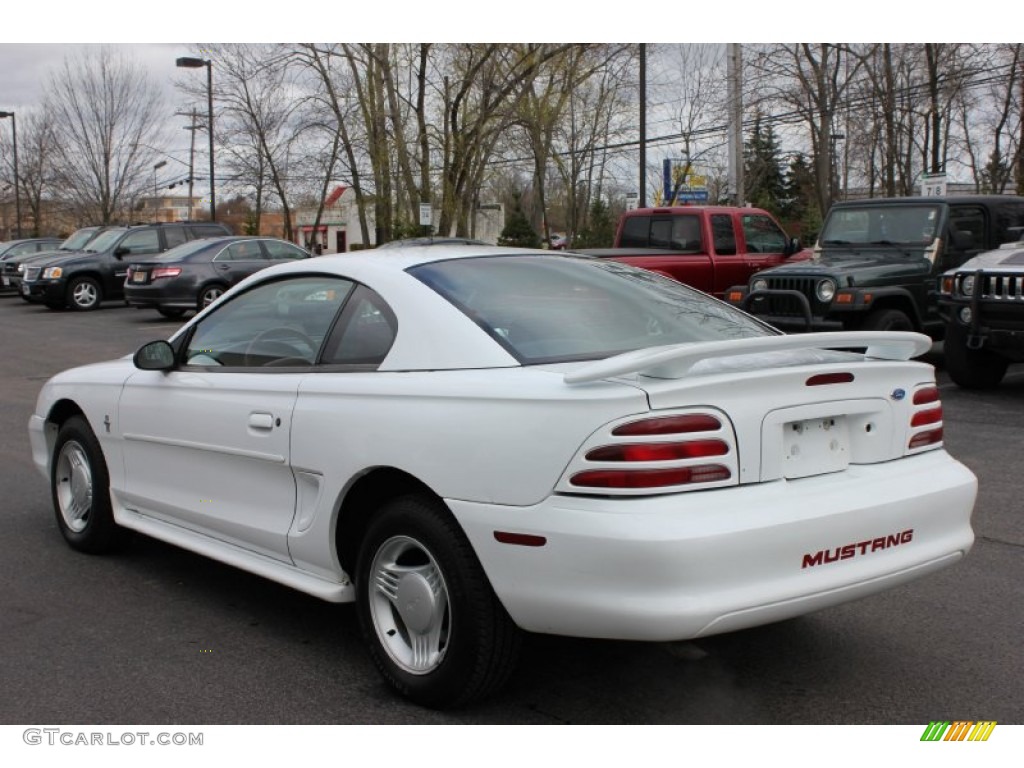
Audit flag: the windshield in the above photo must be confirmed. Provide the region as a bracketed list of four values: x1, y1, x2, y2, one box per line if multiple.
[83, 229, 128, 253]
[61, 227, 102, 251]
[821, 205, 941, 247]
[410, 255, 774, 364]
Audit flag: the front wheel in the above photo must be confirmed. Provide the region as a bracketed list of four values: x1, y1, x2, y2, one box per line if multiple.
[355, 494, 521, 708]
[67, 277, 103, 311]
[862, 308, 913, 332]
[943, 322, 1009, 389]
[51, 416, 130, 553]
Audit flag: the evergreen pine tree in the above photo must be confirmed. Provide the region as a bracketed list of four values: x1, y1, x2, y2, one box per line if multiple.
[744, 114, 786, 216]
[498, 195, 541, 248]
[573, 198, 615, 248]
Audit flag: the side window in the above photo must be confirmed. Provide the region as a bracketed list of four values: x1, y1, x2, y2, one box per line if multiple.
[711, 215, 737, 255]
[164, 226, 188, 249]
[223, 241, 263, 261]
[189, 225, 228, 240]
[12, 242, 40, 256]
[619, 216, 650, 248]
[321, 286, 398, 367]
[741, 215, 787, 254]
[670, 216, 703, 252]
[948, 206, 986, 250]
[184, 276, 353, 368]
[263, 240, 309, 261]
[992, 203, 1024, 245]
[118, 229, 161, 256]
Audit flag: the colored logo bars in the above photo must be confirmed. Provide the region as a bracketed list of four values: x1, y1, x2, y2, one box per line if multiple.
[920, 721, 997, 742]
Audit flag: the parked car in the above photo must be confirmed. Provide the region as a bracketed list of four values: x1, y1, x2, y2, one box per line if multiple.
[30, 246, 976, 708]
[125, 236, 311, 318]
[937, 241, 1024, 388]
[1, 235, 83, 294]
[725, 196, 1024, 335]
[576, 205, 809, 297]
[20, 221, 231, 310]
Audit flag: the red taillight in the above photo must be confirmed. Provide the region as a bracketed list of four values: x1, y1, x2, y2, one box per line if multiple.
[908, 386, 943, 450]
[612, 414, 721, 436]
[151, 267, 182, 280]
[909, 428, 943, 449]
[911, 406, 943, 427]
[586, 440, 728, 462]
[571, 465, 732, 489]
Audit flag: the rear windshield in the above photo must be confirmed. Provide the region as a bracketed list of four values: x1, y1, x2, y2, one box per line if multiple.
[410, 255, 774, 364]
[150, 239, 219, 262]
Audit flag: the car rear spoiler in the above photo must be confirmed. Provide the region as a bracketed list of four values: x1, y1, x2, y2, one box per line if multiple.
[564, 331, 932, 384]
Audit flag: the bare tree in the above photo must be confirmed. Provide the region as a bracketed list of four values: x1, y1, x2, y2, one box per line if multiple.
[45, 47, 168, 223]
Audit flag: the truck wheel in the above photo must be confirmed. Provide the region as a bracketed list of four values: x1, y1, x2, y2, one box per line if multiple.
[862, 308, 913, 332]
[67, 277, 103, 311]
[943, 322, 1008, 389]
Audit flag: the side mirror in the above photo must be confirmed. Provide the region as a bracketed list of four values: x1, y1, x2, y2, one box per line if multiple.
[113, 246, 130, 259]
[784, 237, 801, 256]
[133, 340, 176, 371]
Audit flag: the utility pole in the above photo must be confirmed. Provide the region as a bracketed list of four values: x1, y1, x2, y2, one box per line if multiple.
[639, 43, 647, 208]
[727, 44, 744, 206]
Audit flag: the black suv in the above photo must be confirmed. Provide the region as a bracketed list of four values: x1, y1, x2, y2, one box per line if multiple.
[20, 222, 231, 310]
[725, 196, 1024, 337]
[937, 242, 1024, 388]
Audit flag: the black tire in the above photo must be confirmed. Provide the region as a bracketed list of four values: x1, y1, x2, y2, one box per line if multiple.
[157, 307, 187, 319]
[67, 276, 103, 311]
[51, 416, 130, 554]
[862, 308, 914, 332]
[355, 494, 521, 708]
[197, 284, 226, 311]
[943, 321, 1008, 389]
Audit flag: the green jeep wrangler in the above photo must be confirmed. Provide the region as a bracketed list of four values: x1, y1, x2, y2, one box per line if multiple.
[725, 195, 1024, 337]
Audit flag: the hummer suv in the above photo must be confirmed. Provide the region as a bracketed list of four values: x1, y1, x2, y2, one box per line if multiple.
[938, 241, 1024, 388]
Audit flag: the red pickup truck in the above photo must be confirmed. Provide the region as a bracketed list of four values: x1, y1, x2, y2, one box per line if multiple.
[578, 206, 810, 297]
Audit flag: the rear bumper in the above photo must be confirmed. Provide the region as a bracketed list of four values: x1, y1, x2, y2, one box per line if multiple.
[449, 449, 976, 641]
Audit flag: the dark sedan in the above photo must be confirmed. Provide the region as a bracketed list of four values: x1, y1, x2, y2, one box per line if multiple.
[124, 236, 311, 318]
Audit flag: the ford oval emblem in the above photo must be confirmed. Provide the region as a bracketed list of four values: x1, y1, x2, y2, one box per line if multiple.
[891, 388, 906, 401]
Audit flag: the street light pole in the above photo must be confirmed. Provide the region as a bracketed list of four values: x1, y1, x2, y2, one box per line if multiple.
[176, 57, 216, 222]
[152, 160, 167, 219]
[0, 111, 21, 238]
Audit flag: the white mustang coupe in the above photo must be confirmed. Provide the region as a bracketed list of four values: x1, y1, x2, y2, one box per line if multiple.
[29, 246, 977, 707]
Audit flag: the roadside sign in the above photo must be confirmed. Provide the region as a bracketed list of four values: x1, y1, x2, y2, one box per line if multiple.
[419, 203, 432, 227]
[920, 174, 947, 197]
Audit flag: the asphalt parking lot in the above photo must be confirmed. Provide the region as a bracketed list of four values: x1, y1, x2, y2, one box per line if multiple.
[0, 293, 1021, 726]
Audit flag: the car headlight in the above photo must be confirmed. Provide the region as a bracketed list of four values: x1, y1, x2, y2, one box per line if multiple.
[42, 267, 63, 279]
[960, 275, 975, 296]
[816, 279, 837, 302]
[751, 278, 768, 292]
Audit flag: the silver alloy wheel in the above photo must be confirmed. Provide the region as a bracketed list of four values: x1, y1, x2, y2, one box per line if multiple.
[200, 286, 223, 307]
[54, 440, 93, 533]
[369, 534, 451, 675]
[72, 281, 99, 308]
